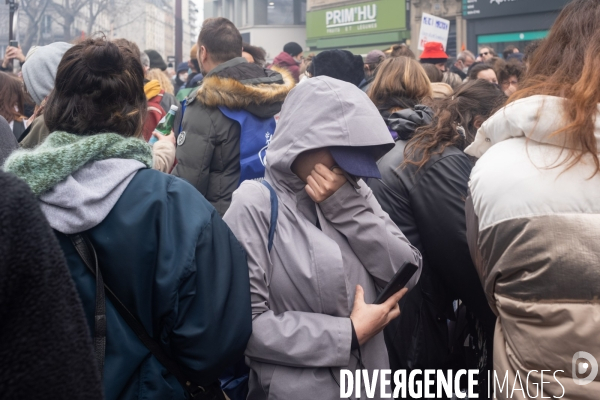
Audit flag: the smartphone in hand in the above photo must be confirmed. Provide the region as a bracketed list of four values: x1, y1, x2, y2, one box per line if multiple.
[373, 262, 419, 304]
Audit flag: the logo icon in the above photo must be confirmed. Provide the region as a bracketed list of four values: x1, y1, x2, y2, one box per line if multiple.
[572, 351, 598, 385]
[258, 132, 272, 167]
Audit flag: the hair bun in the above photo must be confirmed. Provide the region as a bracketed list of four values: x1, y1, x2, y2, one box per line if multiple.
[83, 39, 125, 75]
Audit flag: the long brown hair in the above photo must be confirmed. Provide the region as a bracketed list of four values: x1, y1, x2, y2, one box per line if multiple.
[403, 80, 506, 170]
[44, 37, 147, 137]
[0, 72, 25, 123]
[368, 57, 432, 112]
[508, 0, 600, 174]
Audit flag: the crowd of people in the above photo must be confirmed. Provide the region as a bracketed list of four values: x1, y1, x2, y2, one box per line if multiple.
[1, 0, 600, 399]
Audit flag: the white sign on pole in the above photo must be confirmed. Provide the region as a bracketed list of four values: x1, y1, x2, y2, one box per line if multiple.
[418, 13, 450, 51]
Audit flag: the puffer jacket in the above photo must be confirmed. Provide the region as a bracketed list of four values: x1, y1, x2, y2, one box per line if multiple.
[223, 77, 423, 400]
[172, 57, 295, 216]
[368, 106, 495, 395]
[465, 95, 600, 399]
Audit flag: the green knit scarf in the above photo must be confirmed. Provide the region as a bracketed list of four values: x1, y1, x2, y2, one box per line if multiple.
[3, 131, 153, 196]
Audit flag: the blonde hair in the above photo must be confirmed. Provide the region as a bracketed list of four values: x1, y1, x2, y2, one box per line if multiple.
[368, 56, 432, 111]
[146, 68, 174, 95]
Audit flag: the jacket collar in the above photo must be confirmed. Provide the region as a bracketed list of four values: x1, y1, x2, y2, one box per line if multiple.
[192, 64, 295, 117]
[206, 57, 247, 78]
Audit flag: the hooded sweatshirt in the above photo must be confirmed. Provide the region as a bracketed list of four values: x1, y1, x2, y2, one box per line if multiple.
[22, 42, 73, 106]
[224, 76, 422, 400]
[465, 95, 600, 398]
[271, 51, 300, 82]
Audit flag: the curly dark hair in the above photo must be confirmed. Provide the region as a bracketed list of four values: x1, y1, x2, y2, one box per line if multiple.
[242, 42, 266, 66]
[497, 59, 525, 85]
[44, 37, 147, 137]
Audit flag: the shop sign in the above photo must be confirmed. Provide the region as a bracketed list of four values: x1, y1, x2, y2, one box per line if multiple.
[306, 0, 406, 39]
[463, 0, 570, 19]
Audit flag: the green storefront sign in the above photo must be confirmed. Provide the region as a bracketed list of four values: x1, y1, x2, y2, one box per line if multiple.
[306, 0, 406, 40]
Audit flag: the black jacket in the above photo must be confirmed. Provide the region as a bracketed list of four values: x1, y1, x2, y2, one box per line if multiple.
[172, 57, 295, 216]
[0, 171, 102, 399]
[368, 107, 495, 381]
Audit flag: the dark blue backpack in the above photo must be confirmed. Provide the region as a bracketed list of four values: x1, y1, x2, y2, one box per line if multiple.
[219, 180, 278, 400]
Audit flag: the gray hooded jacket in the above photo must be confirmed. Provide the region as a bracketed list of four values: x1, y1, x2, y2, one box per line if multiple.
[224, 77, 422, 400]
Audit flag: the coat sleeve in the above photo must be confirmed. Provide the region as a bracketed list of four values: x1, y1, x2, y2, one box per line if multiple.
[318, 182, 423, 291]
[166, 178, 252, 386]
[171, 106, 214, 195]
[409, 155, 496, 326]
[152, 140, 176, 173]
[223, 183, 353, 369]
[0, 172, 103, 399]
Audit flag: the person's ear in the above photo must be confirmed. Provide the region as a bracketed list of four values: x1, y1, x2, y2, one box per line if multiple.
[198, 46, 205, 63]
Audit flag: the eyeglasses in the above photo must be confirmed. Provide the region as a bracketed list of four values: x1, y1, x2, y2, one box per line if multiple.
[480, 52, 490, 57]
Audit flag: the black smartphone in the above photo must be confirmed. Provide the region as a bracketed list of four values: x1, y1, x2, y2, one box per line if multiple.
[9, 40, 18, 48]
[373, 262, 419, 304]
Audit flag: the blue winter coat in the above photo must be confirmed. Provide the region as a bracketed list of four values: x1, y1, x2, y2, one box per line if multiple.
[55, 169, 252, 400]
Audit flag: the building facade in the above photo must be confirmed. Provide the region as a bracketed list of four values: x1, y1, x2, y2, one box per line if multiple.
[306, 0, 409, 55]
[2, 0, 198, 66]
[463, 0, 570, 56]
[203, 0, 307, 61]
[409, 0, 466, 58]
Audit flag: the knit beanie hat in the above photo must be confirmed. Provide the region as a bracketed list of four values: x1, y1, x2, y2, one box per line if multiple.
[144, 49, 167, 71]
[22, 42, 72, 106]
[307, 50, 365, 87]
[283, 42, 303, 57]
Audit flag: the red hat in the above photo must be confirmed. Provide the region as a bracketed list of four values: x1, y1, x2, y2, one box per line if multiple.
[420, 42, 449, 64]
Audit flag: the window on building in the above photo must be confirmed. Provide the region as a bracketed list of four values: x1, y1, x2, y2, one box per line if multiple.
[268, 0, 293, 25]
[266, 0, 305, 25]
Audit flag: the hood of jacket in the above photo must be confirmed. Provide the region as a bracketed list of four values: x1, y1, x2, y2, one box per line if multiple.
[265, 76, 395, 194]
[193, 57, 295, 119]
[272, 51, 299, 68]
[381, 105, 434, 141]
[224, 78, 421, 397]
[39, 159, 146, 234]
[465, 95, 600, 158]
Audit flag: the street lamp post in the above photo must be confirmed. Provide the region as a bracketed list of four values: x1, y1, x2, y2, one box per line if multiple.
[6, 0, 19, 41]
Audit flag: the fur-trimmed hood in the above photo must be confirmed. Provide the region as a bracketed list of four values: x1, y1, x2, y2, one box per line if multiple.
[192, 57, 295, 119]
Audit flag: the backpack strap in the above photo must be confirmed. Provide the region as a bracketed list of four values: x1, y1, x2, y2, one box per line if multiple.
[261, 180, 278, 252]
[69, 233, 225, 400]
[70, 234, 106, 381]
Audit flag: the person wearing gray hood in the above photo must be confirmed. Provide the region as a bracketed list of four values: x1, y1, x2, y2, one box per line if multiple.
[224, 76, 423, 400]
[19, 41, 72, 148]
